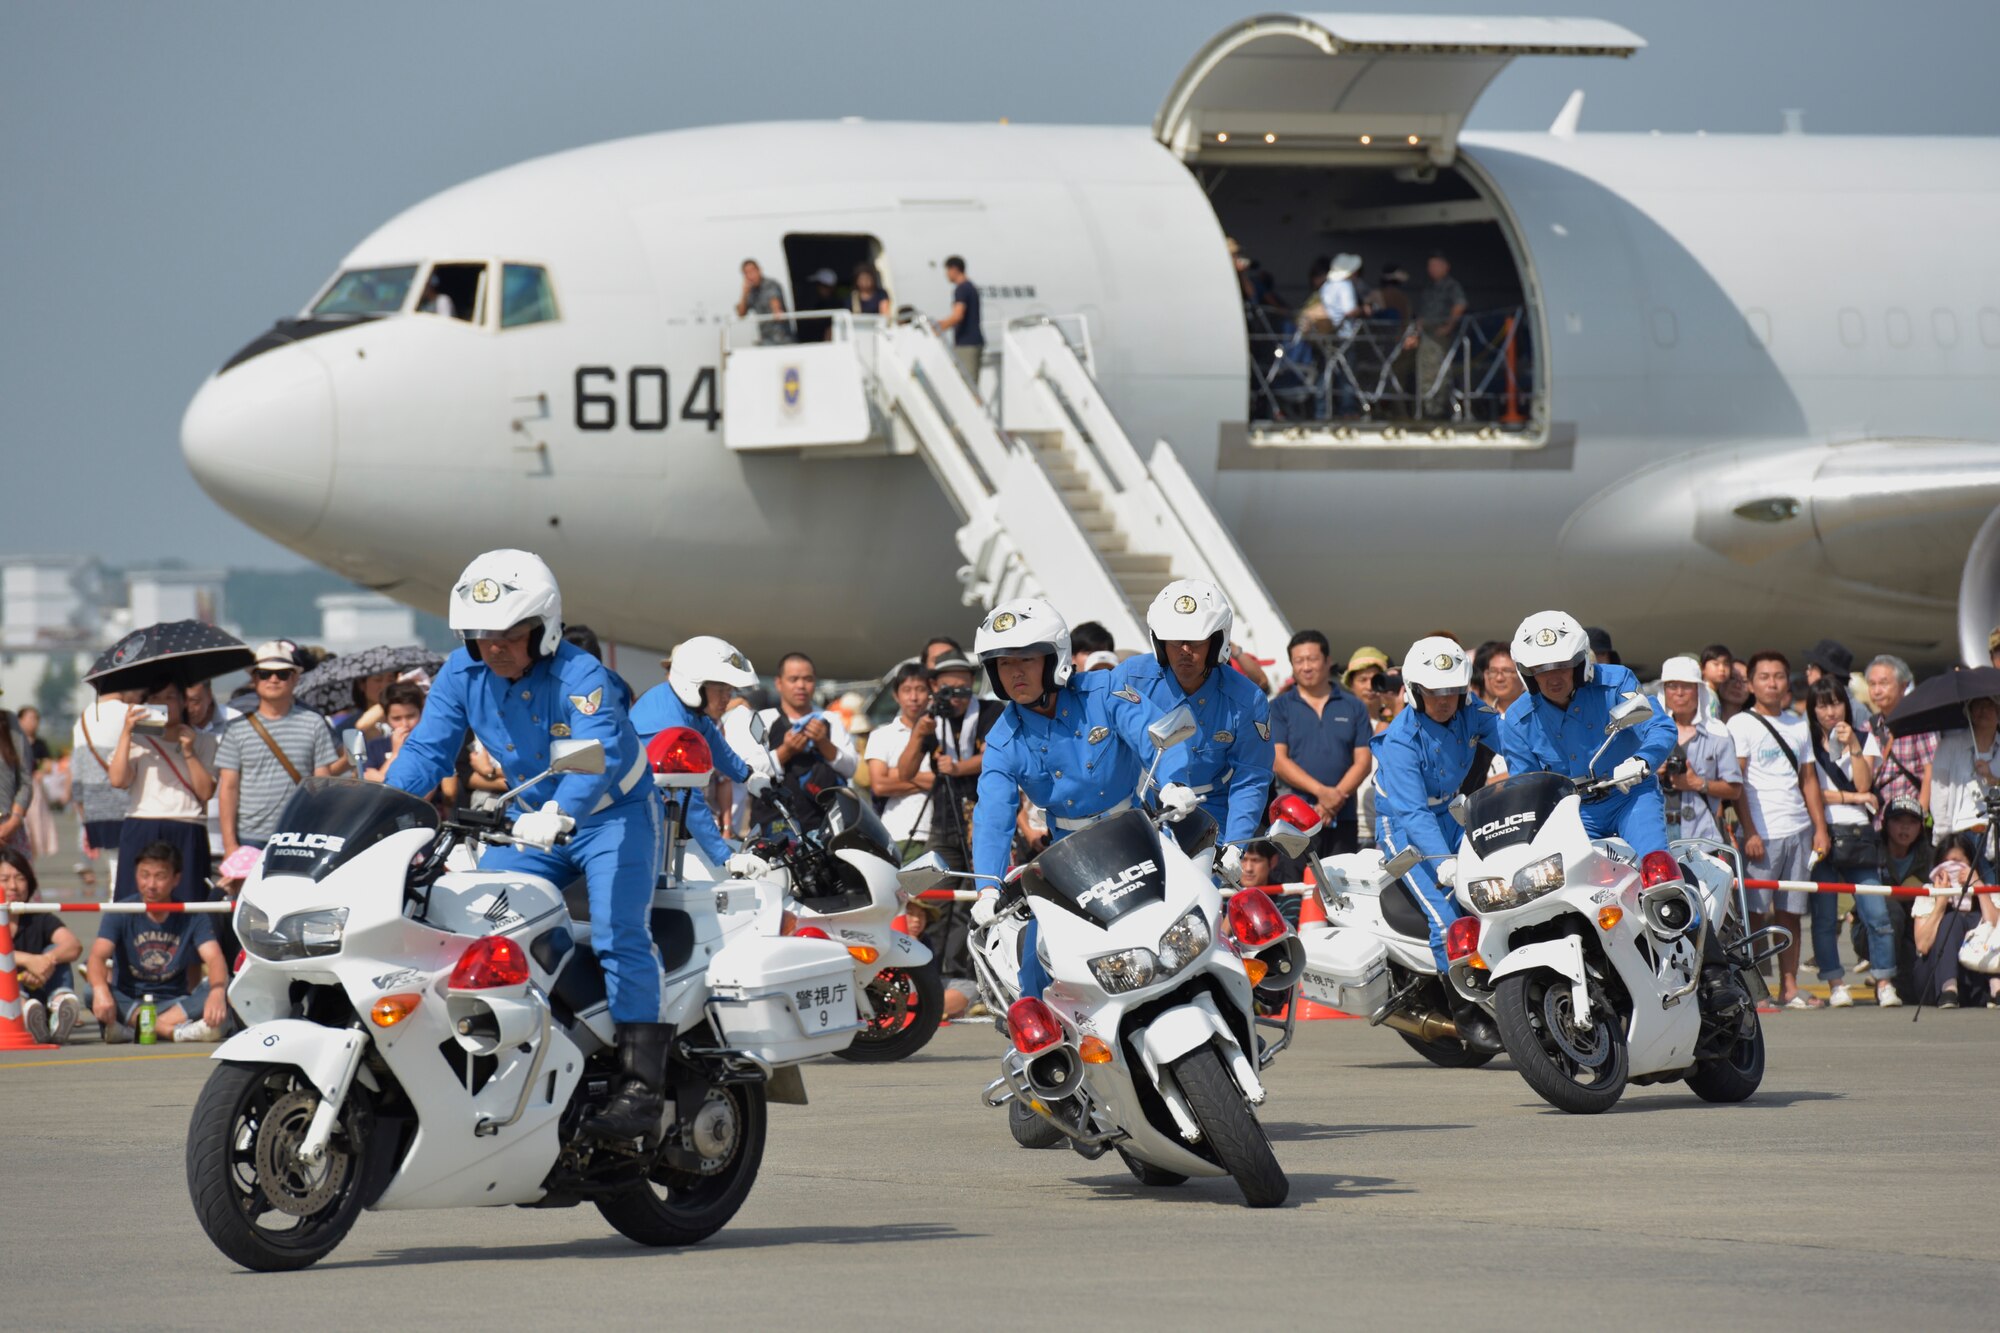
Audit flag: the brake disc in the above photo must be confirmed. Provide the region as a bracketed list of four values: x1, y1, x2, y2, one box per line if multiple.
[684, 1092, 740, 1173]
[1539, 984, 1610, 1069]
[253, 1088, 350, 1216]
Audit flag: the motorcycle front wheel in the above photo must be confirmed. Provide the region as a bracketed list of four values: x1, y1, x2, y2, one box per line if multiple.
[1685, 1010, 1766, 1103]
[1172, 1045, 1288, 1208]
[1493, 972, 1628, 1114]
[597, 1081, 767, 1247]
[185, 1061, 368, 1272]
[834, 963, 944, 1062]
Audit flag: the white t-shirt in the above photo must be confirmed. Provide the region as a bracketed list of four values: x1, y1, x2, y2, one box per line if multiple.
[1318, 276, 1359, 326]
[1928, 730, 2000, 835]
[1813, 733, 1870, 828]
[864, 716, 930, 843]
[126, 730, 219, 821]
[1728, 710, 1811, 839]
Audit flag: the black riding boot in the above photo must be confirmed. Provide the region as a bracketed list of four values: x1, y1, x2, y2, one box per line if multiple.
[1451, 999, 1503, 1054]
[584, 1023, 672, 1142]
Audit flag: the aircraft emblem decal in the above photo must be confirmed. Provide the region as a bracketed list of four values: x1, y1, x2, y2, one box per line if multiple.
[1174, 595, 1196, 614]
[569, 687, 603, 716]
[781, 365, 802, 414]
[469, 578, 501, 604]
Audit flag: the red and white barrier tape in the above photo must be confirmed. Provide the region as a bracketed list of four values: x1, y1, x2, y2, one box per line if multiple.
[1737, 879, 1998, 898]
[3, 902, 236, 914]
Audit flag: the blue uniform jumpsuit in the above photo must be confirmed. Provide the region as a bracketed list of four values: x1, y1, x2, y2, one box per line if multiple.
[974, 672, 1146, 999]
[630, 683, 753, 865]
[1371, 700, 1505, 969]
[1499, 663, 1678, 861]
[1105, 656, 1275, 844]
[387, 641, 667, 1023]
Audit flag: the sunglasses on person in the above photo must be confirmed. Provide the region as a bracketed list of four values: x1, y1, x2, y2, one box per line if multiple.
[253, 667, 297, 681]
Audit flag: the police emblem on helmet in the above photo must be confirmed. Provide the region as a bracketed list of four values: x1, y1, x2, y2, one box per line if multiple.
[1174, 595, 1196, 614]
[470, 579, 501, 604]
[1433, 653, 1455, 671]
[991, 612, 1016, 633]
[1534, 628, 1557, 647]
[726, 652, 747, 670]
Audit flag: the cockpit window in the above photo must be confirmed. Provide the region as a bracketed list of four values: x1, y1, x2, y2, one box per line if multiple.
[501, 264, 559, 328]
[311, 265, 419, 317]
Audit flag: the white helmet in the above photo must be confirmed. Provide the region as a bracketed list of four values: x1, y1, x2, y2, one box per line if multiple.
[1512, 610, 1593, 696]
[974, 597, 1072, 703]
[451, 549, 562, 659]
[1146, 579, 1233, 674]
[1401, 635, 1470, 707]
[667, 635, 757, 709]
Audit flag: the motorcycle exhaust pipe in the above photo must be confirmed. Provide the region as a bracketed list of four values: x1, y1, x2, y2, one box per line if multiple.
[1025, 1045, 1083, 1102]
[1378, 1008, 1460, 1043]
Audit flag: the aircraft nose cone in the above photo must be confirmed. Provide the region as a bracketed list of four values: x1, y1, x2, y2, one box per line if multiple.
[181, 344, 335, 544]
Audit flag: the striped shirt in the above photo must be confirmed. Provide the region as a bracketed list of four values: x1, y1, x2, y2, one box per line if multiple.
[1866, 711, 1938, 829]
[215, 705, 338, 843]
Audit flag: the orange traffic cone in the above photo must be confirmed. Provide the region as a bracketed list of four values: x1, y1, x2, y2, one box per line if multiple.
[0, 906, 59, 1051]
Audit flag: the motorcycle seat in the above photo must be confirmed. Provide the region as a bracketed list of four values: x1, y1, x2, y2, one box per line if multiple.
[1379, 880, 1434, 940]
[557, 876, 697, 973]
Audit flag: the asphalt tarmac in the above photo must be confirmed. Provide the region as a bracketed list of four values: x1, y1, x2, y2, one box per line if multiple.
[3, 1007, 1994, 1330]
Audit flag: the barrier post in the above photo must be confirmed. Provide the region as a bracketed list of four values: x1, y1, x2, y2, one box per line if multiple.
[0, 902, 60, 1051]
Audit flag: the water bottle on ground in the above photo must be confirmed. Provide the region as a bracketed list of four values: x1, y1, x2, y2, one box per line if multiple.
[138, 994, 157, 1045]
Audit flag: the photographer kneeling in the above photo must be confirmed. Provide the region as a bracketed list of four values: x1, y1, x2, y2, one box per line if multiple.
[894, 655, 999, 972]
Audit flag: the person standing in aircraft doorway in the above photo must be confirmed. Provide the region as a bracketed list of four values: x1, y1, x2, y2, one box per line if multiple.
[1404, 252, 1467, 419]
[935, 255, 985, 397]
[737, 259, 791, 344]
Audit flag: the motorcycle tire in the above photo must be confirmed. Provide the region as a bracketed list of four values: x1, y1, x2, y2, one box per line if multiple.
[834, 963, 944, 1063]
[1009, 1095, 1068, 1150]
[1395, 1030, 1497, 1069]
[1172, 1045, 1288, 1208]
[1492, 972, 1628, 1115]
[1117, 1147, 1188, 1187]
[1685, 1010, 1766, 1104]
[185, 1061, 368, 1272]
[597, 1082, 767, 1247]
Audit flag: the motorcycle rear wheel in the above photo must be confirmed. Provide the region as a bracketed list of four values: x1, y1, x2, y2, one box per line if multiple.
[1685, 1010, 1766, 1103]
[1396, 1030, 1497, 1069]
[185, 1061, 367, 1272]
[1117, 1147, 1188, 1187]
[597, 1082, 767, 1246]
[834, 963, 944, 1063]
[1173, 1045, 1288, 1208]
[1493, 972, 1628, 1114]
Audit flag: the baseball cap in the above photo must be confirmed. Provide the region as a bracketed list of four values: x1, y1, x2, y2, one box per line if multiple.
[928, 654, 976, 676]
[251, 640, 299, 672]
[1083, 650, 1119, 671]
[1344, 646, 1391, 681]
[809, 267, 838, 286]
[1884, 795, 1925, 822]
[1660, 655, 1702, 685]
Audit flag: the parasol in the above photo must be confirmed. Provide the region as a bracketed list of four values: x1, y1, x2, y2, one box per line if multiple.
[1883, 665, 2000, 737]
[83, 621, 255, 694]
[295, 644, 446, 714]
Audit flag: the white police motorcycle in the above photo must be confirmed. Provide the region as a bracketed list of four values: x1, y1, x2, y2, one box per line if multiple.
[933, 707, 1305, 1208]
[186, 730, 861, 1271]
[1446, 697, 1787, 1113]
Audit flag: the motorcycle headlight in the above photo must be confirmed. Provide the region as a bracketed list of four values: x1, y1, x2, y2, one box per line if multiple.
[1510, 854, 1566, 903]
[240, 903, 349, 962]
[1088, 947, 1158, 995]
[1154, 908, 1211, 978]
[1466, 877, 1516, 912]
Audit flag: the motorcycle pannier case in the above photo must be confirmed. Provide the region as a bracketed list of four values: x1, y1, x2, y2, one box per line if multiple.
[1299, 930, 1391, 1016]
[706, 934, 861, 1064]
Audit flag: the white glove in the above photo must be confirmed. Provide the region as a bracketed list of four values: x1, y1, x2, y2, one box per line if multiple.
[1435, 856, 1457, 889]
[1218, 844, 1244, 886]
[1611, 756, 1651, 792]
[971, 888, 1000, 927]
[741, 772, 772, 798]
[726, 850, 772, 880]
[1159, 783, 1199, 822]
[510, 801, 574, 851]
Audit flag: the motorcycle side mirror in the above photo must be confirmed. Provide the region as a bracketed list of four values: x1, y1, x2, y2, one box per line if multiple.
[1449, 792, 1471, 825]
[1605, 692, 1654, 735]
[341, 728, 367, 775]
[549, 738, 606, 775]
[747, 711, 769, 745]
[1383, 846, 1422, 881]
[1264, 821, 1312, 859]
[898, 851, 951, 893]
[1148, 705, 1198, 752]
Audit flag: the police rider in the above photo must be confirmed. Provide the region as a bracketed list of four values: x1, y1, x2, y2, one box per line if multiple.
[967, 598, 1147, 998]
[632, 636, 768, 867]
[1107, 580, 1274, 856]
[1499, 610, 1677, 857]
[384, 550, 670, 1142]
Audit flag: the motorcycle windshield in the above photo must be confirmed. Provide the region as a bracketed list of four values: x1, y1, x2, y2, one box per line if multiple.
[1021, 810, 1167, 927]
[818, 787, 895, 864]
[261, 777, 440, 882]
[1463, 772, 1575, 857]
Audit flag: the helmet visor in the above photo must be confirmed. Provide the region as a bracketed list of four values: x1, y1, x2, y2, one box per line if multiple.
[462, 618, 539, 642]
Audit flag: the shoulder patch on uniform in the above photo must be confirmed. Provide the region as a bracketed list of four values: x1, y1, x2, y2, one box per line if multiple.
[568, 687, 603, 716]
[550, 723, 571, 738]
[1255, 719, 1270, 741]
[1087, 726, 1109, 745]
[1214, 730, 1234, 744]
[1113, 687, 1142, 704]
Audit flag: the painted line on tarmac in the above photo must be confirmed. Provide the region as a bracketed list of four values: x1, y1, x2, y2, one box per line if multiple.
[0, 1051, 211, 1070]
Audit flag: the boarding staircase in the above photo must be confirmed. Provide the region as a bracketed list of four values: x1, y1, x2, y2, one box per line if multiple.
[721, 312, 1291, 665]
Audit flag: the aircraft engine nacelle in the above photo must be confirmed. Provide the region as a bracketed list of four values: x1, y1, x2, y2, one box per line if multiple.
[1959, 507, 2000, 668]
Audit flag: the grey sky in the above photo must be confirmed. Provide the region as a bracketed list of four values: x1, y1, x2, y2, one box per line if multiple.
[6, 0, 1997, 570]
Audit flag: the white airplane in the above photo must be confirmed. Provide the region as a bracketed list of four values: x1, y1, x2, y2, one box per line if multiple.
[181, 11, 2000, 678]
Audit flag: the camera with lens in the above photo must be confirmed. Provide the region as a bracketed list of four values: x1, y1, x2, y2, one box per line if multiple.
[927, 685, 972, 719]
[1658, 745, 1689, 793]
